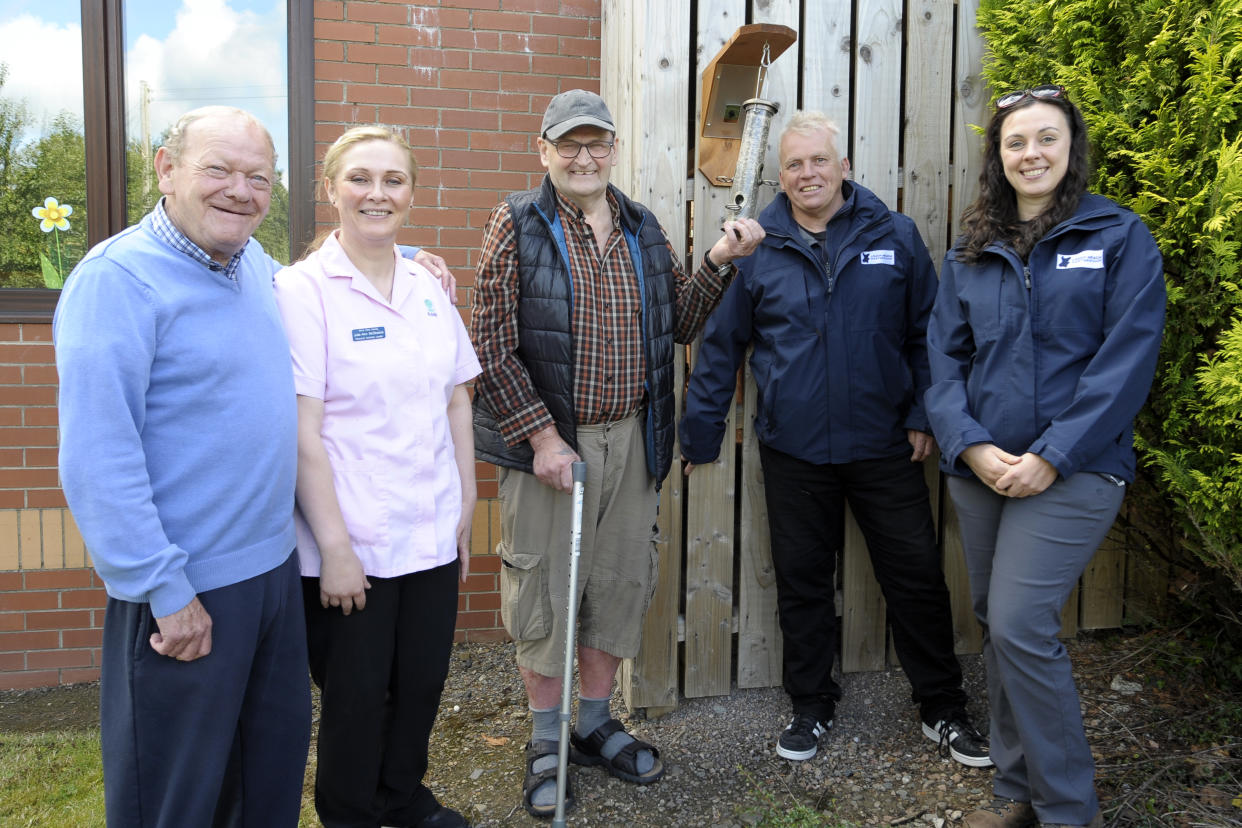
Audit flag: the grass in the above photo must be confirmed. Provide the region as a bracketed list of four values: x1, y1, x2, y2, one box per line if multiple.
[737, 769, 862, 828]
[0, 728, 320, 826]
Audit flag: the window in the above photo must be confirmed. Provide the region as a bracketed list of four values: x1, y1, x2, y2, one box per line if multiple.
[0, 0, 312, 321]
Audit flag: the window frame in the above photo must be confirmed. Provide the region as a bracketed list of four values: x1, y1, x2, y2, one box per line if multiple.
[0, 0, 311, 323]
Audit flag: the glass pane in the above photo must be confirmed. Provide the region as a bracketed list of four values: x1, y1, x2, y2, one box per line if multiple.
[124, 1, 290, 264]
[0, 2, 88, 289]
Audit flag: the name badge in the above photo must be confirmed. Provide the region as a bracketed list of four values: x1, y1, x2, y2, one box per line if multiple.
[352, 326, 386, 341]
[861, 249, 895, 265]
[1056, 250, 1104, 269]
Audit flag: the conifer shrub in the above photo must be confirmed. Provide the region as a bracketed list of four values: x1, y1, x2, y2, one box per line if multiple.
[975, 0, 1242, 595]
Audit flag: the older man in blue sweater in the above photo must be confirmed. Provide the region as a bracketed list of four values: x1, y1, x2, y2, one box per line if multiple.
[55, 107, 308, 827]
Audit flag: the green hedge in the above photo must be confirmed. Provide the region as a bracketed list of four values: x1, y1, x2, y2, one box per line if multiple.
[976, 0, 1242, 593]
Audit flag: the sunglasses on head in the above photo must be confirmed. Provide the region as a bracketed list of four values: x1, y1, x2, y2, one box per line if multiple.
[996, 84, 1066, 110]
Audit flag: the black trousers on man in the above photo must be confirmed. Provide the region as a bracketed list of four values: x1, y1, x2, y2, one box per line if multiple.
[758, 444, 966, 726]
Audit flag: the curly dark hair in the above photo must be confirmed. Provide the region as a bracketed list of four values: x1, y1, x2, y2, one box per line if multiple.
[955, 92, 1090, 263]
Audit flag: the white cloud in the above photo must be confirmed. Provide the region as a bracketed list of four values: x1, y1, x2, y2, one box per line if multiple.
[0, 14, 85, 134]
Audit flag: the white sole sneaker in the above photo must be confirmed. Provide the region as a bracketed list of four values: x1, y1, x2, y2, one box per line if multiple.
[921, 721, 994, 768]
[775, 719, 831, 760]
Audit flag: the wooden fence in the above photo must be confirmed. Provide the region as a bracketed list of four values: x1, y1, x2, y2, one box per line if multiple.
[599, 0, 1154, 715]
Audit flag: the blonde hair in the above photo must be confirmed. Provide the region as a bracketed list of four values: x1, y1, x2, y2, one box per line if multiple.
[162, 106, 275, 164]
[303, 126, 419, 257]
[779, 111, 842, 163]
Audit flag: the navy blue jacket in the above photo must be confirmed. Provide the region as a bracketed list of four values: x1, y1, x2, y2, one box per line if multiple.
[926, 193, 1166, 483]
[680, 183, 938, 465]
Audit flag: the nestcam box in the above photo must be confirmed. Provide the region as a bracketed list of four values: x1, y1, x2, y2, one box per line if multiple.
[698, 23, 797, 188]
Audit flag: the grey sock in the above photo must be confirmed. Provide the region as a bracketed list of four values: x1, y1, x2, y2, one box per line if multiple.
[529, 706, 560, 808]
[576, 696, 655, 775]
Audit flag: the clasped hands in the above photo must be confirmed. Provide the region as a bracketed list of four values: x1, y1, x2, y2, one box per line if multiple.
[960, 444, 1057, 498]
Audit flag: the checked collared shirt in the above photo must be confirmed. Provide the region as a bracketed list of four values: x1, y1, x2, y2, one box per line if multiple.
[473, 186, 731, 446]
[149, 197, 247, 281]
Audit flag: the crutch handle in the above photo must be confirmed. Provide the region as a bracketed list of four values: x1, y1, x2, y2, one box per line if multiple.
[571, 460, 587, 484]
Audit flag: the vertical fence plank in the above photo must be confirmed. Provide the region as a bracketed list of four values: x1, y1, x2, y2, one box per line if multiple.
[803, 0, 854, 150]
[852, 0, 903, 207]
[683, 0, 747, 699]
[841, 506, 886, 671]
[1081, 525, 1125, 629]
[903, 0, 953, 263]
[603, 0, 690, 713]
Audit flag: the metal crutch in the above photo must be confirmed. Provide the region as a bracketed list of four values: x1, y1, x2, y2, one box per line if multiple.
[553, 460, 587, 828]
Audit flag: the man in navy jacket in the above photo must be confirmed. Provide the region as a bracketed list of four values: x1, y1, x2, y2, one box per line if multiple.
[680, 111, 987, 767]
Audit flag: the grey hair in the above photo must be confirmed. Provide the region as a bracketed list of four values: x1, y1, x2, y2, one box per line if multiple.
[779, 111, 842, 162]
[161, 106, 276, 164]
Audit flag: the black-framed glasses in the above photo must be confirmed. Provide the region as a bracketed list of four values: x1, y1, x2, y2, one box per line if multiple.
[550, 139, 614, 159]
[996, 84, 1066, 110]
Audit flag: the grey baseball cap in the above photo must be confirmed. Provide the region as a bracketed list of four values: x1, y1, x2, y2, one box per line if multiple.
[541, 89, 615, 140]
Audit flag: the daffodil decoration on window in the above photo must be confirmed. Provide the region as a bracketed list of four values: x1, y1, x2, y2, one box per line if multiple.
[32, 197, 74, 289]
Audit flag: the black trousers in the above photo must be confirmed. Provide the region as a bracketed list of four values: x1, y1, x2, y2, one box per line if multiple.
[305, 562, 459, 828]
[758, 444, 966, 724]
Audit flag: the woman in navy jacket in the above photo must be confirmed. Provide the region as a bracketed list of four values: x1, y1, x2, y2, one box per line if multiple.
[926, 87, 1165, 828]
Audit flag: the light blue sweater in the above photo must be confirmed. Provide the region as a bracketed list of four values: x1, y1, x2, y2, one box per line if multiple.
[54, 215, 298, 618]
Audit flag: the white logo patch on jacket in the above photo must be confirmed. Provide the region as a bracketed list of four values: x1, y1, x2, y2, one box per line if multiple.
[860, 249, 895, 265]
[1056, 250, 1104, 269]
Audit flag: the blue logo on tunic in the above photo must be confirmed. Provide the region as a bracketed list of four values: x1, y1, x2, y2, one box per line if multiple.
[352, 327, 386, 341]
[424, 299, 437, 317]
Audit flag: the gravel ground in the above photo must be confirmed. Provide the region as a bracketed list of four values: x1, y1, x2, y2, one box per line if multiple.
[423, 642, 994, 827]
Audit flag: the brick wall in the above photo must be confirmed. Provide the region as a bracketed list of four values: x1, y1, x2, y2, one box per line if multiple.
[313, 0, 603, 641]
[0, 1, 604, 687]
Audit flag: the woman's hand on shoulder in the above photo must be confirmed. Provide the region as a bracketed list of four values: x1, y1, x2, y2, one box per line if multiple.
[318, 547, 371, 615]
[995, 453, 1057, 499]
[412, 249, 457, 298]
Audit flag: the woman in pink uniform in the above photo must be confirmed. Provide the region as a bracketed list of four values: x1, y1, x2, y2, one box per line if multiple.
[275, 125, 479, 828]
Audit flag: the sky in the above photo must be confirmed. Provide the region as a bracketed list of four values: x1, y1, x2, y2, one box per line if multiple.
[0, 0, 289, 176]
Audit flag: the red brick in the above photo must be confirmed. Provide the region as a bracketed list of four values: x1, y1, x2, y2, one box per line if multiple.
[0, 670, 59, 690]
[315, 19, 376, 41]
[26, 490, 67, 508]
[60, 666, 101, 684]
[0, 409, 19, 427]
[346, 1, 409, 24]
[441, 70, 499, 91]
[558, 36, 600, 57]
[441, 149, 500, 169]
[467, 592, 501, 611]
[314, 0, 344, 18]
[376, 107, 439, 127]
[346, 43, 408, 65]
[478, 480, 499, 499]
[0, 630, 59, 652]
[442, 50, 470, 70]
[0, 592, 60, 611]
[415, 7, 471, 28]
[470, 553, 501, 573]
[315, 41, 345, 61]
[24, 570, 93, 590]
[499, 152, 547, 174]
[0, 466, 59, 487]
[0, 614, 25, 631]
[533, 55, 588, 76]
[454, 610, 496, 630]
[24, 447, 58, 466]
[62, 628, 104, 648]
[0, 366, 19, 383]
[379, 63, 443, 85]
[500, 113, 542, 134]
[500, 32, 558, 54]
[469, 10, 529, 31]
[27, 649, 94, 669]
[409, 207, 469, 228]
[442, 0, 500, 9]
[19, 324, 52, 342]
[471, 91, 531, 112]
[0, 572, 22, 591]
[471, 52, 531, 73]
[24, 408, 58, 427]
[442, 109, 500, 130]
[0, 324, 19, 341]
[472, 132, 530, 152]
[61, 589, 107, 610]
[0, 385, 56, 405]
[0, 426, 57, 448]
[502, 0, 559, 11]
[315, 102, 380, 123]
[22, 364, 57, 384]
[532, 15, 591, 36]
[441, 29, 500, 50]
[562, 0, 600, 17]
[347, 83, 410, 105]
[0, 652, 24, 670]
[499, 72, 560, 94]
[377, 24, 438, 47]
[25, 610, 91, 630]
[400, 87, 467, 110]
[317, 60, 377, 83]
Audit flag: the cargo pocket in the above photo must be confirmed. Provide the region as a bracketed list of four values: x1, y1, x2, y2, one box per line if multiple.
[498, 541, 549, 640]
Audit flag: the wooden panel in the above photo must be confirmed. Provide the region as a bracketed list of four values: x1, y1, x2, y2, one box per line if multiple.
[903, 0, 954, 264]
[750, 0, 801, 216]
[803, 0, 853, 153]
[841, 505, 886, 671]
[737, 362, 781, 688]
[852, 0, 903, 207]
[0, 511, 18, 570]
[682, 0, 745, 700]
[1059, 582, 1080, 639]
[1080, 522, 1125, 629]
[605, 0, 691, 713]
[951, 0, 988, 241]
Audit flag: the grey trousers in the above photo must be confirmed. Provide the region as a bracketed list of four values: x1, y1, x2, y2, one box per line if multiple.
[948, 472, 1124, 825]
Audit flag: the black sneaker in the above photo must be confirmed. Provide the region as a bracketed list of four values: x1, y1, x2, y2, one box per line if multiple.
[922, 711, 993, 768]
[776, 712, 831, 760]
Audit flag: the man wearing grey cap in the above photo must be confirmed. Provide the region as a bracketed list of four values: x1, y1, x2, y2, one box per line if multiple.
[472, 88, 763, 817]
